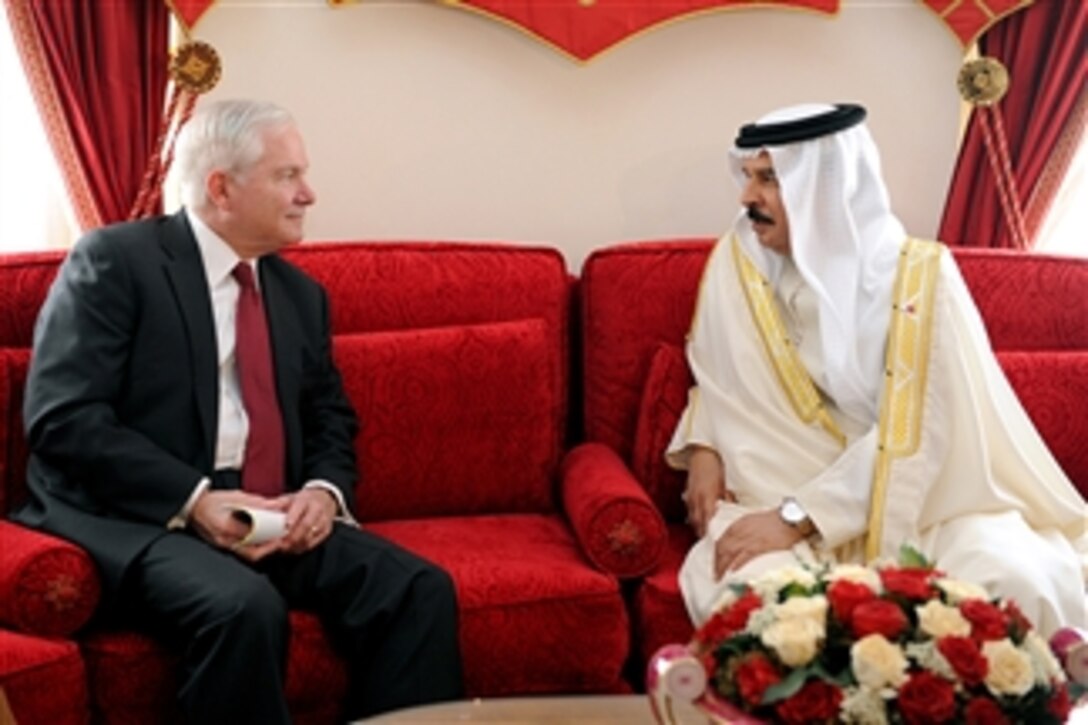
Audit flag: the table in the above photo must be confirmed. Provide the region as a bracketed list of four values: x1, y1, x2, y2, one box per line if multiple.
[362, 693, 707, 723]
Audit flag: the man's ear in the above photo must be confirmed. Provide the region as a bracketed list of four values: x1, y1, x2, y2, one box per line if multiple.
[205, 170, 230, 209]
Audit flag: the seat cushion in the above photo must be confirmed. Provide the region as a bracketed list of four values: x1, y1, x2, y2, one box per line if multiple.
[80, 611, 347, 725]
[334, 319, 561, 521]
[370, 514, 629, 696]
[0, 629, 87, 725]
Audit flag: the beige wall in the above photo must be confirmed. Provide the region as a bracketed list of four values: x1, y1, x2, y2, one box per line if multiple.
[181, 0, 966, 269]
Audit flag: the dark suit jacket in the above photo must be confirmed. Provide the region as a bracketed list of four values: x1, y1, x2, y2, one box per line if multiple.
[14, 211, 359, 600]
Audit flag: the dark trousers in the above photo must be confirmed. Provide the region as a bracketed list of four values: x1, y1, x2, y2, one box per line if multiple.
[120, 525, 464, 723]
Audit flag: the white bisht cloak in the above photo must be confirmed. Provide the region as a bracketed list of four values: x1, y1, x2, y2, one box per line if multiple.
[669, 235, 1087, 636]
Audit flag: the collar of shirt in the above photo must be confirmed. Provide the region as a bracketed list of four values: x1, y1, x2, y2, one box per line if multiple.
[185, 208, 259, 291]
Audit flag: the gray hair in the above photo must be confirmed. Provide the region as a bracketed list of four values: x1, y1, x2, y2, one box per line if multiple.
[175, 99, 295, 210]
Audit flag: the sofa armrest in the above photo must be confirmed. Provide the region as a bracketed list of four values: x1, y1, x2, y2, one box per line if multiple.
[0, 520, 100, 637]
[560, 442, 667, 579]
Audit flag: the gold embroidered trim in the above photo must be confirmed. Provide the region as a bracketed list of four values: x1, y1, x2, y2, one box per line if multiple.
[733, 236, 845, 448]
[865, 238, 943, 561]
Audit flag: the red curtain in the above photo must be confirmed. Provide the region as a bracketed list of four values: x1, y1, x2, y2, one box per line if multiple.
[938, 0, 1087, 249]
[3, 0, 169, 230]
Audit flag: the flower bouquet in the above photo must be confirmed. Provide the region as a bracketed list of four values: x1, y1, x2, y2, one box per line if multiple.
[648, 547, 1077, 724]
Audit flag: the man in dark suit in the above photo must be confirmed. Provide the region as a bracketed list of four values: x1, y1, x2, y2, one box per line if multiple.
[14, 99, 463, 722]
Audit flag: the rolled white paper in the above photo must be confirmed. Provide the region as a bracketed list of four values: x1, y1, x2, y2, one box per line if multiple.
[229, 506, 288, 546]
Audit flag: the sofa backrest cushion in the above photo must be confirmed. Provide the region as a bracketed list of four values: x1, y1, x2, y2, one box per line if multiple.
[0, 251, 62, 518]
[997, 351, 1088, 495]
[631, 343, 690, 521]
[286, 241, 570, 518]
[335, 319, 560, 520]
[952, 248, 1088, 350]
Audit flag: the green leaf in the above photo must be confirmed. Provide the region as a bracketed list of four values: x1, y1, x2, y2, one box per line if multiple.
[760, 666, 811, 705]
[897, 543, 930, 569]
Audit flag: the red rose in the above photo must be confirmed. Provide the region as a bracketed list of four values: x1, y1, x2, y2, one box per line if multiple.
[964, 696, 1009, 725]
[695, 591, 763, 645]
[1048, 683, 1072, 721]
[850, 599, 909, 641]
[960, 599, 1008, 642]
[734, 653, 781, 707]
[898, 671, 957, 724]
[937, 635, 988, 687]
[827, 579, 876, 625]
[1001, 600, 1032, 642]
[700, 651, 717, 678]
[880, 566, 935, 600]
[773, 680, 842, 724]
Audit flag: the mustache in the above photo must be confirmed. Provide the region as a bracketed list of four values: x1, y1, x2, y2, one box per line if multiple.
[746, 205, 774, 225]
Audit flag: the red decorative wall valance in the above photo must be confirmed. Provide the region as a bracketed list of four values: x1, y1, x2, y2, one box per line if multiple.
[444, 1, 839, 62]
[920, 0, 1032, 48]
[166, 1, 1034, 57]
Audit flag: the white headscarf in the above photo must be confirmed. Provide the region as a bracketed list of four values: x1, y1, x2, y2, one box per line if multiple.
[728, 103, 906, 426]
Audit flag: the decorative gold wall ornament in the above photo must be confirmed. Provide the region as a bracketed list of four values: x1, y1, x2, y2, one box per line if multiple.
[170, 40, 221, 95]
[957, 57, 1009, 107]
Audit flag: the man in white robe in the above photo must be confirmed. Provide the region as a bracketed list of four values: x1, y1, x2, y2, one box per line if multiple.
[669, 103, 1087, 637]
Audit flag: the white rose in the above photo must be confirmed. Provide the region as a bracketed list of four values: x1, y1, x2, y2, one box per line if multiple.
[1022, 631, 1065, 684]
[915, 599, 971, 639]
[852, 634, 909, 690]
[776, 594, 829, 629]
[827, 564, 882, 592]
[751, 565, 817, 602]
[840, 685, 890, 725]
[935, 577, 989, 605]
[762, 617, 823, 667]
[983, 639, 1035, 696]
[905, 641, 956, 681]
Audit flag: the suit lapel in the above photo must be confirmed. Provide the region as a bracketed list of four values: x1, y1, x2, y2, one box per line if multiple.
[160, 212, 219, 461]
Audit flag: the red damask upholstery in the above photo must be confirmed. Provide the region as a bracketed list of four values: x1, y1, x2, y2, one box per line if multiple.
[0, 629, 87, 725]
[576, 239, 1088, 678]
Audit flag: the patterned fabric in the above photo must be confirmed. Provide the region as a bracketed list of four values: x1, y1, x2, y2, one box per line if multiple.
[0, 349, 30, 516]
[80, 611, 346, 725]
[632, 526, 696, 667]
[580, 241, 710, 460]
[334, 319, 559, 521]
[631, 343, 692, 523]
[954, 248, 1088, 351]
[999, 351, 1088, 498]
[0, 629, 87, 725]
[560, 442, 666, 578]
[0, 521, 99, 637]
[368, 514, 630, 696]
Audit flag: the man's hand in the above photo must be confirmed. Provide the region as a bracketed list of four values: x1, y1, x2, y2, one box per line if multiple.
[713, 509, 805, 579]
[189, 489, 290, 562]
[277, 487, 338, 554]
[683, 447, 735, 538]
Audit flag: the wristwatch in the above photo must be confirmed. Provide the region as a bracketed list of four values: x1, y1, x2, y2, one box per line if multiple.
[779, 497, 811, 533]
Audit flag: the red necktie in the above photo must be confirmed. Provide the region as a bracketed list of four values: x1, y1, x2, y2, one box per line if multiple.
[232, 262, 285, 496]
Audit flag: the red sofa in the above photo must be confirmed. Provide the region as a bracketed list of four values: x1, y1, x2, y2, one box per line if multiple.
[0, 241, 665, 723]
[573, 239, 1088, 674]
